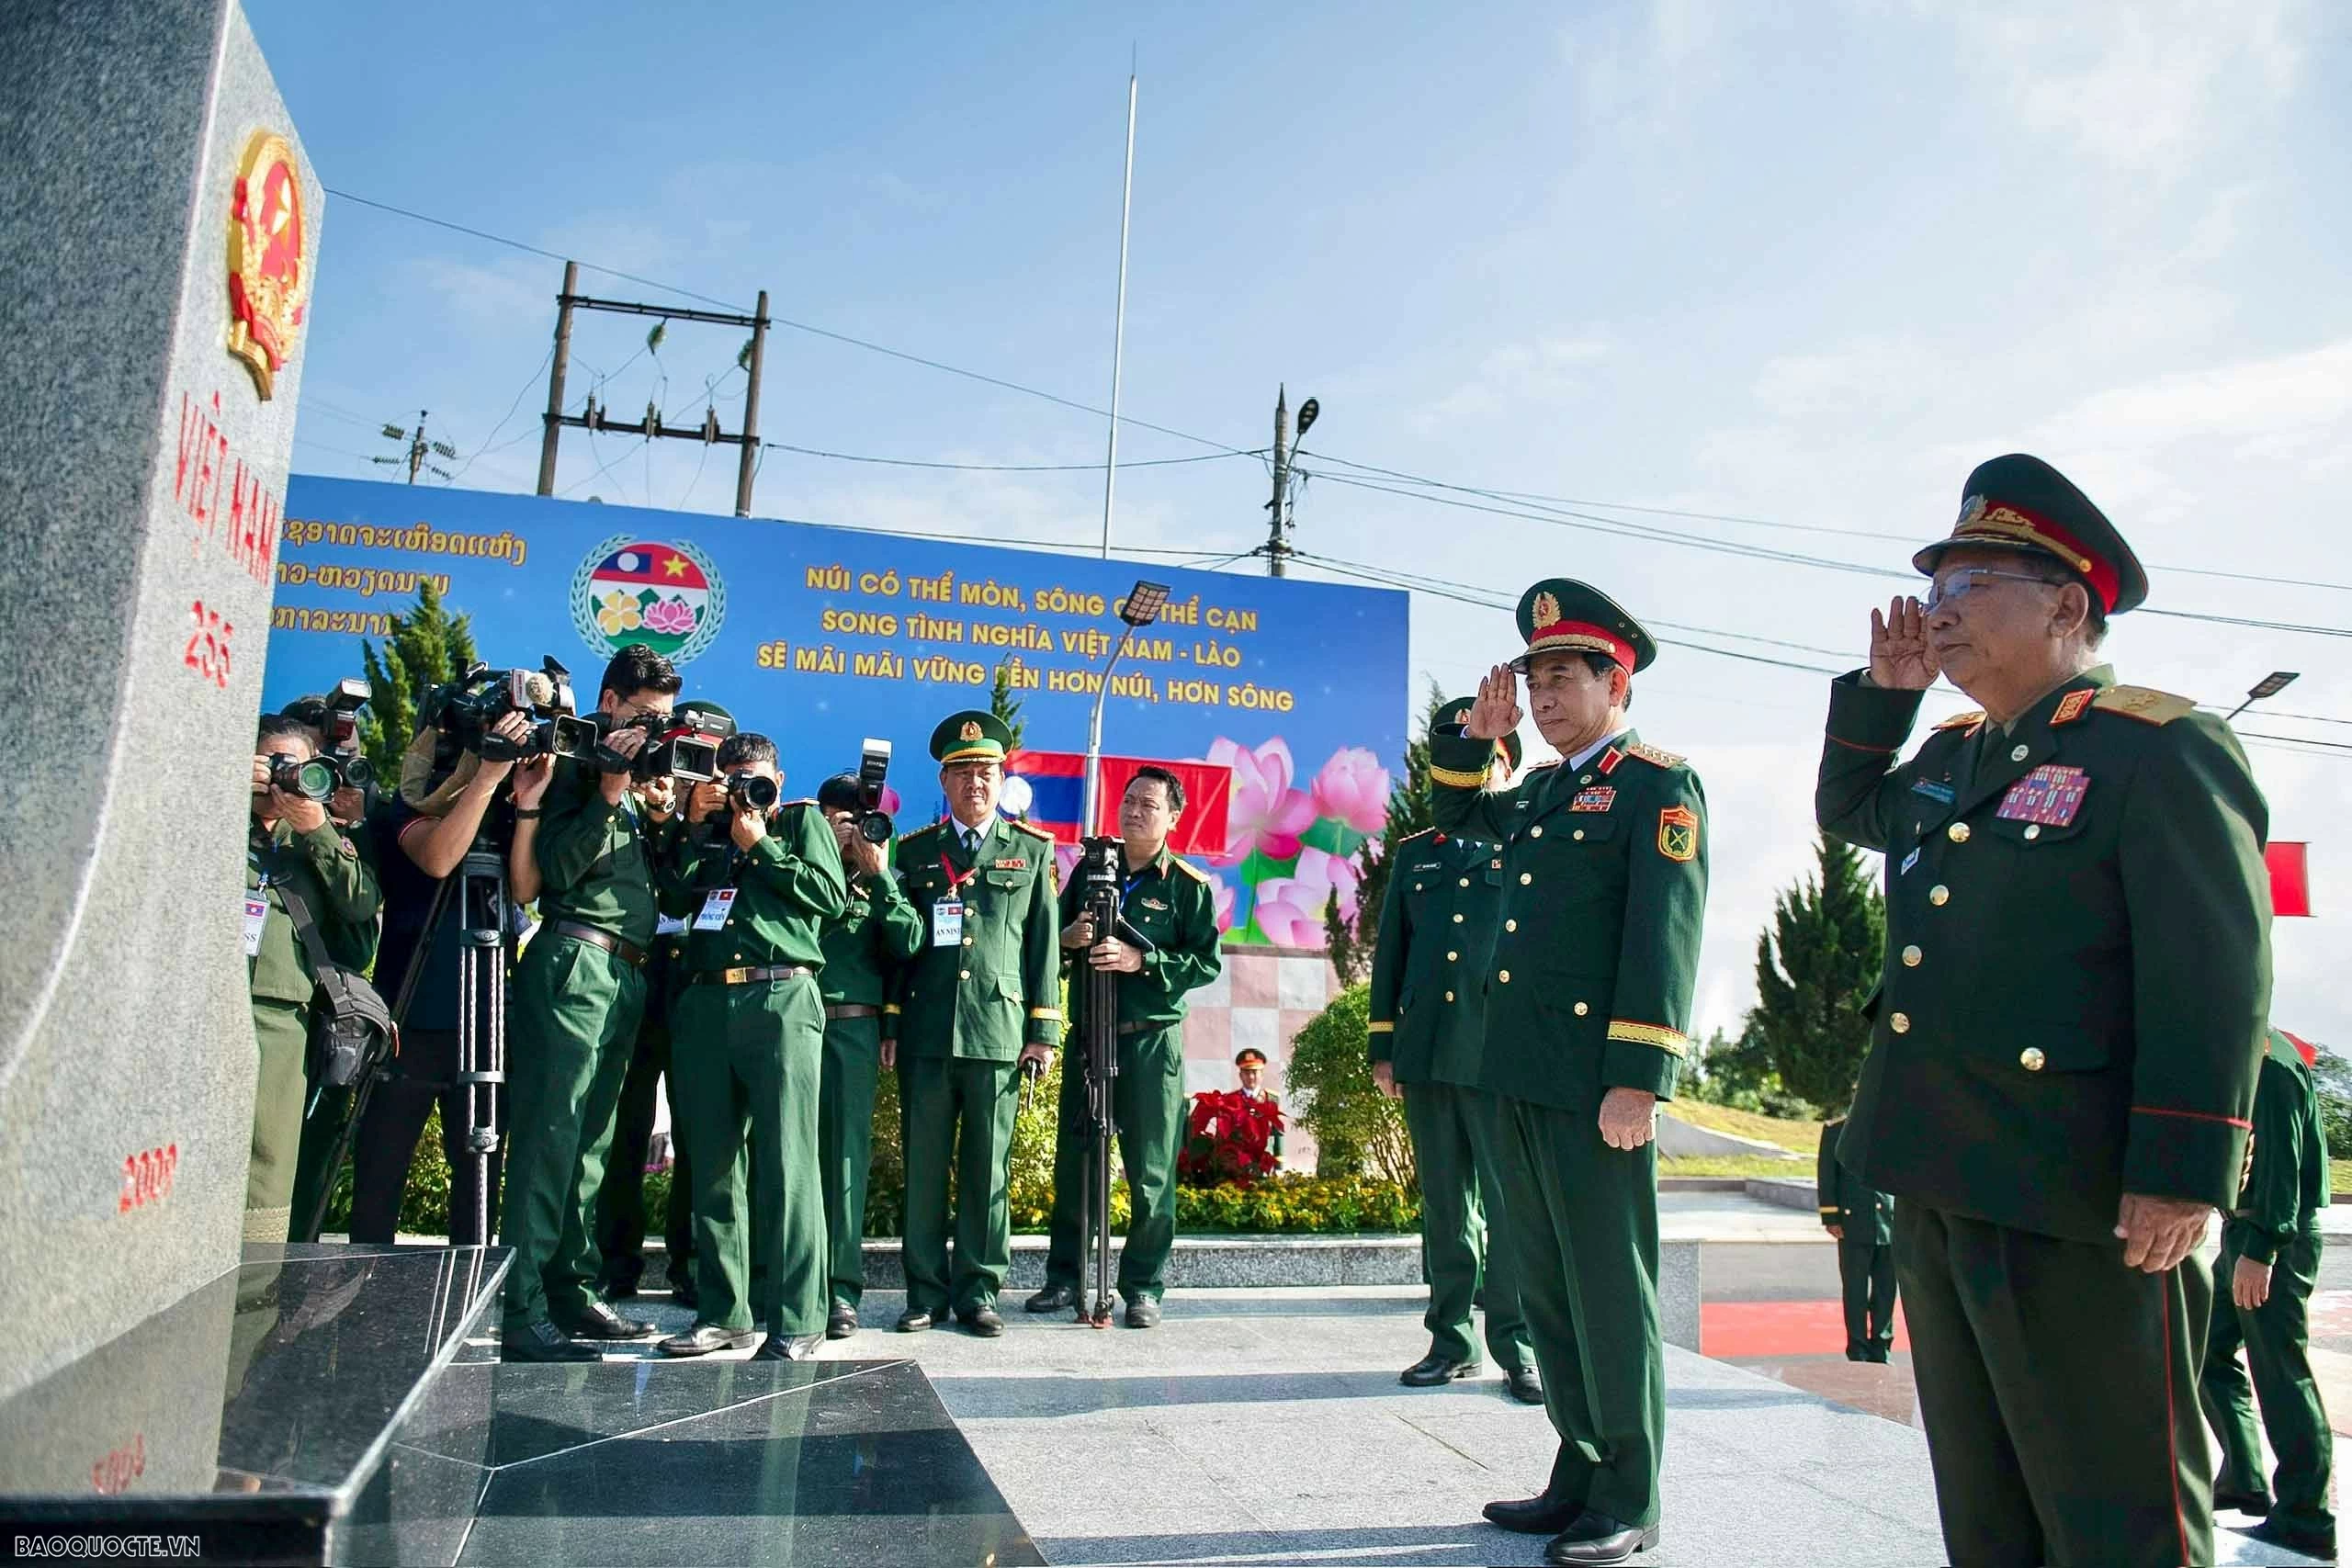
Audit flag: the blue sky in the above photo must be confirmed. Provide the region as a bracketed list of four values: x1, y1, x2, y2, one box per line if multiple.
[252, 0, 2352, 1049]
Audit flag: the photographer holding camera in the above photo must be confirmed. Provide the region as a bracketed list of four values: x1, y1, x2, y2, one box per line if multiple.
[245, 715, 381, 1243]
[499, 643, 683, 1362]
[1027, 766, 1222, 1327]
[811, 767, 925, 1339]
[655, 733, 846, 1361]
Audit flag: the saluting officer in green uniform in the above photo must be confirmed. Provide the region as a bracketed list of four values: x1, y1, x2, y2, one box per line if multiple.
[1367, 699, 1540, 1404]
[1815, 1116, 1896, 1362]
[813, 771, 927, 1339]
[499, 644, 683, 1362]
[882, 712, 1062, 1337]
[1816, 455, 2272, 1568]
[1027, 765, 1223, 1328]
[2201, 1025, 2334, 1562]
[245, 714, 382, 1244]
[1443, 581, 1709, 1568]
[656, 732, 846, 1360]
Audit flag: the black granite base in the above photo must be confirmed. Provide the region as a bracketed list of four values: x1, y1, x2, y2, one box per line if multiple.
[447, 1360, 1041, 1566]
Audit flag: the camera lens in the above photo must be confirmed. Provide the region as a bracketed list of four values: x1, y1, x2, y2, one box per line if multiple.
[273, 756, 337, 803]
[338, 753, 375, 790]
[857, 811, 894, 845]
[729, 774, 779, 811]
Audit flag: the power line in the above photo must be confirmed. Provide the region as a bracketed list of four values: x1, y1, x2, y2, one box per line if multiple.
[448, 345, 556, 483]
[761, 440, 1260, 474]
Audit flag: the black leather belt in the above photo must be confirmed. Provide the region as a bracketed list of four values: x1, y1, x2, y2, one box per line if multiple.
[826, 1003, 881, 1020]
[548, 920, 646, 967]
[1117, 1019, 1172, 1036]
[693, 964, 816, 987]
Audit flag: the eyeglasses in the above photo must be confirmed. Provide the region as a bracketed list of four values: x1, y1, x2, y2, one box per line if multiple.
[1922, 567, 2063, 614]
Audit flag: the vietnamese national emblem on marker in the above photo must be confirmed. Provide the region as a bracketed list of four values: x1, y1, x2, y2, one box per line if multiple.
[225, 130, 311, 399]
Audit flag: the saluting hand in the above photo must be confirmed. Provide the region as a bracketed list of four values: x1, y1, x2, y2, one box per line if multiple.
[2113, 1192, 2211, 1273]
[1464, 665, 1523, 740]
[1597, 1086, 1657, 1151]
[1868, 596, 1938, 690]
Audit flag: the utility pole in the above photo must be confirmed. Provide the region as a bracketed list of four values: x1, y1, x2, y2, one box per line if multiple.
[374, 410, 454, 484]
[1265, 386, 1292, 577]
[535, 262, 773, 515]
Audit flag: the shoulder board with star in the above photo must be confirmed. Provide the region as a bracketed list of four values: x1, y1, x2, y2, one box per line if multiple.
[900, 821, 943, 846]
[1619, 741, 1686, 770]
[1010, 818, 1057, 840]
[1396, 826, 1439, 847]
[2092, 685, 2198, 726]
[781, 797, 819, 809]
[1521, 760, 1559, 777]
[1170, 856, 1211, 884]
[1933, 710, 1985, 731]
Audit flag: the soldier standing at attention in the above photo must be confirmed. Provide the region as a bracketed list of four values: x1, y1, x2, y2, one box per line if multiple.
[656, 732, 845, 1361]
[1816, 454, 2271, 1567]
[1367, 697, 1540, 1404]
[1443, 581, 1709, 1567]
[882, 712, 1062, 1337]
[1028, 765, 1223, 1327]
[1233, 1048, 1283, 1164]
[1815, 1116, 1896, 1363]
[2200, 1025, 2334, 1562]
[813, 771, 927, 1340]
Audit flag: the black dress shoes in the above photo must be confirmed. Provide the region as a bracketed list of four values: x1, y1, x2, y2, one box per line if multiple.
[2212, 1489, 2271, 1517]
[1125, 1297, 1162, 1328]
[895, 1308, 934, 1333]
[1401, 1353, 1479, 1387]
[826, 1302, 859, 1339]
[1483, 1493, 1583, 1535]
[1543, 1510, 1658, 1566]
[2245, 1518, 2332, 1560]
[502, 1321, 598, 1363]
[957, 1306, 1005, 1337]
[666, 1269, 699, 1311]
[752, 1332, 827, 1361]
[659, 1323, 759, 1357]
[1504, 1364, 1545, 1404]
[561, 1300, 659, 1340]
[1025, 1283, 1077, 1313]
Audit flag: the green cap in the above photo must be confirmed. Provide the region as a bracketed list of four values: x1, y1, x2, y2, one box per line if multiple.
[1436, 695, 1521, 771]
[930, 709, 1013, 764]
[1510, 579, 1656, 674]
[1912, 454, 2146, 615]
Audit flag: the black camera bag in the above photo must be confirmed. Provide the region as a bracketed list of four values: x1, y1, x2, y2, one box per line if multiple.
[274, 877, 398, 1090]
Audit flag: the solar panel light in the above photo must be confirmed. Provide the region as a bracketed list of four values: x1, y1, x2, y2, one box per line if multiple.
[2225, 671, 2300, 721]
[1120, 580, 1170, 627]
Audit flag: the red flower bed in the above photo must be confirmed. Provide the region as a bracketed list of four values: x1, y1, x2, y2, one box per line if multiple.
[1180, 1089, 1284, 1188]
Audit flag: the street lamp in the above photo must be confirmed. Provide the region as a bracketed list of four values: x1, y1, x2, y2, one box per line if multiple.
[2225, 671, 2300, 721]
[1081, 579, 1171, 833]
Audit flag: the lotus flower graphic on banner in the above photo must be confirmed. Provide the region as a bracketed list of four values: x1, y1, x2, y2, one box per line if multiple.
[1199, 735, 1390, 948]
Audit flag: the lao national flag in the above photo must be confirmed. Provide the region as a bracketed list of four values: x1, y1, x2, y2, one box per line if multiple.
[1004, 750, 1231, 857]
[2268, 841, 2312, 917]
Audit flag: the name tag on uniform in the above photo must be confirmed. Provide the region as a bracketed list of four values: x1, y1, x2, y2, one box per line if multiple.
[932, 899, 965, 948]
[243, 895, 268, 957]
[1899, 847, 1919, 876]
[1911, 779, 1956, 804]
[1996, 765, 2090, 827]
[694, 889, 739, 931]
[655, 913, 688, 937]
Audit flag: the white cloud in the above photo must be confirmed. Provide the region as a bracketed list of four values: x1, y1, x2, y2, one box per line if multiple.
[1412, 335, 1611, 430]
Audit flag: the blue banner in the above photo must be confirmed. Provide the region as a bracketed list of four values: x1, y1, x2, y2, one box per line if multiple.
[264, 477, 1409, 948]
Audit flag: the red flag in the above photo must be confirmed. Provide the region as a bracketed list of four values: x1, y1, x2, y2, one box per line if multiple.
[1002, 749, 1231, 857]
[2280, 1029, 2320, 1069]
[2267, 841, 2312, 917]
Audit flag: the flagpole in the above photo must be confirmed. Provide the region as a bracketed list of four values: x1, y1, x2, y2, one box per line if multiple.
[1096, 67, 1137, 563]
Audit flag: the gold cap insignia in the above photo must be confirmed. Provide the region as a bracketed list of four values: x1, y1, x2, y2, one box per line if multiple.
[1532, 590, 1562, 626]
[959, 719, 982, 741]
[1954, 494, 1987, 531]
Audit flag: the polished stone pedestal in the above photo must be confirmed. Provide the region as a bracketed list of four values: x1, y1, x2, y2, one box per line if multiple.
[0, 1245, 506, 1564]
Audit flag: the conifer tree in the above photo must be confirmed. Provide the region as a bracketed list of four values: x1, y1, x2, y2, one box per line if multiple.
[1744, 832, 1886, 1113]
[356, 581, 479, 776]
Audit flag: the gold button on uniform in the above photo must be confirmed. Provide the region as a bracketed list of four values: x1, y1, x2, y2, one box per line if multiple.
[1948, 822, 1971, 843]
[1520, 873, 1532, 886]
[1505, 919, 1518, 932]
[1453, 912, 1464, 924]
[1531, 826, 1544, 838]
[962, 936, 974, 946]
[2019, 1047, 2046, 1072]
[1498, 970, 1511, 984]
[1928, 885, 1950, 906]
[2011, 744, 2030, 762]
[1572, 829, 1586, 841]
[2023, 824, 2041, 840]
[1446, 951, 1459, 962]
[959, 969, 971, 980]
[1574, 1001, 1589, 1017]
[1414, 882, 1423, 892]
[1890, 1012, 1911, 1033]
[1901, 945, 1922, 967]
[1445, 990, 1455, 1002]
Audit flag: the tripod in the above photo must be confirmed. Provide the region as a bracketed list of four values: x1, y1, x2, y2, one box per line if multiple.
[1074, 835, 1124, 1328]
[299, 831, 509, 1247]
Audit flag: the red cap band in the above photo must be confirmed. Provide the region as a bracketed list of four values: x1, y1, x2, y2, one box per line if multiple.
[1525, 617, 1635, 671]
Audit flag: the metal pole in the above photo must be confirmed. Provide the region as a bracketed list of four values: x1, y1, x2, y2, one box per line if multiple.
[1080, 632, 1134, 837]
[537, 261, 579, 496]
[735, 289, 769, 517]
[1267, 386, 1291, 576]
[1097, 73, 1137, 559]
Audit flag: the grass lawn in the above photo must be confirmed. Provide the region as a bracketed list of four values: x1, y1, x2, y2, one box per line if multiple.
[1660, 1155, 1814, 1179]
[2334, 1158, 2352, 1199]
[1665, 1101, 1822, 1156]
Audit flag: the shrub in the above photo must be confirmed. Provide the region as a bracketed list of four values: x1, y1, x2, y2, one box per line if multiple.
[1283, 984, 1414, 1185]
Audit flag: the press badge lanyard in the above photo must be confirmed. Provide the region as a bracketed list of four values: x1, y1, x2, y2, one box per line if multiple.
[933, 847, 980, 948]
[243, 834, 278, 957]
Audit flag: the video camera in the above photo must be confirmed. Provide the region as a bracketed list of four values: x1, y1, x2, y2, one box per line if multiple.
[850, 739, 893, 844]
[419, 657, 585, 765]
[589, 699, 735, 784]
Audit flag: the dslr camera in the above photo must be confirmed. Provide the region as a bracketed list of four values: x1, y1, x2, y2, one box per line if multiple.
[724, 773, 780, 812]
[850, 739, 893, 844]
[591, 700, 735, 784]
[419, 657, 586, 765]
[281, 679, 377, 792]
[266, 751, 338, 804]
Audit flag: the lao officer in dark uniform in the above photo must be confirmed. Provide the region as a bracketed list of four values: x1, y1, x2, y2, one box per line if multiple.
[1816, 454, 2271, 1567]
[882, 712, 1062, 1337]
[1368, 698, 1539, 1403]
[1815, 1116, 1895, 1362]
[2201, 1025, 2334, 1561]
[1442, 581, 1710, 1567]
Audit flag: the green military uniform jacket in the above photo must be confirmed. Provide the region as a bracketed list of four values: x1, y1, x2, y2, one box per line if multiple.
[821, 852, 927, 1008]
[887, 818, 1063, 1060]
[1816, 1117, 1894, 1245]
[534, 759, 672, 948]
[2228, 1029, 2331, 1267]
[1428, 727, 1709, 1111]
[1815, 665, 2271, 1244]
[1058, 846, 1222, 1032]
[662, 802, 847, 973]
[246, 817, 381, 1006]
[1366, 828, 1504, 1088]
